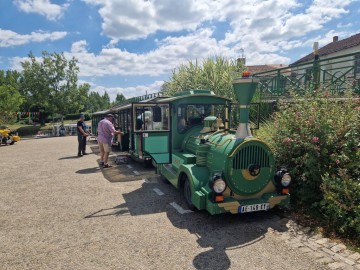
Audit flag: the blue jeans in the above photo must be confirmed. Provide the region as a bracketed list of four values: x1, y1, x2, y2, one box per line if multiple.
[78, 135, 86, 155]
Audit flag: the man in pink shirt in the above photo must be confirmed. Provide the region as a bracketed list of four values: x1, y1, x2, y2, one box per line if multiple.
[97, 114, 122, 168]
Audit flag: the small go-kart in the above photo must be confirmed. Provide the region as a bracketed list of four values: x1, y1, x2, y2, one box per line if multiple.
[0, 127, 21, 146]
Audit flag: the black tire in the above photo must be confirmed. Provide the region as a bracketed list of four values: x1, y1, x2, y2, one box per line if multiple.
[183, 177, 197, 211]
[10, 141, 15, 145]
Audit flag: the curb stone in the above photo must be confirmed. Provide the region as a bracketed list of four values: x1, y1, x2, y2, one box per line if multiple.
[328, 261, 354, 270]
[348, 253, 360, 262]
[274, 217, 360, 269]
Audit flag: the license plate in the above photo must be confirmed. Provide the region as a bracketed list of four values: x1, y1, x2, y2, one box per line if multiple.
[239, 203, 270, 213]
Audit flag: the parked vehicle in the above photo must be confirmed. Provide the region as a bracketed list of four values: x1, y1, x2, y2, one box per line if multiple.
[0, 126, 21, 145]
[92, 75, 291, 215]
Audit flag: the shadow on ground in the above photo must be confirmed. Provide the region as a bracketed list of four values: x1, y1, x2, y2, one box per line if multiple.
[59, 156, 81, 160]
[84, 180, 288, 270]
[76, 167, 102, 174]
[83, 155, 155, 182]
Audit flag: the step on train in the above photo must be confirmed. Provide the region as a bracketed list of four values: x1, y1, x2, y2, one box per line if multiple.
[92, 76, 291, 215]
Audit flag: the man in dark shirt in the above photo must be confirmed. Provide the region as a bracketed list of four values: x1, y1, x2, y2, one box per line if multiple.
[77, 114, 89, 157]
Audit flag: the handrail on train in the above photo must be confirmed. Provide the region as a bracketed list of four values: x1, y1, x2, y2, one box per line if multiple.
[112, 92, 165, 107]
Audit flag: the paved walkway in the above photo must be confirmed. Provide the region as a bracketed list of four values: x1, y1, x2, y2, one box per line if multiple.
[0, 136, 353, 269]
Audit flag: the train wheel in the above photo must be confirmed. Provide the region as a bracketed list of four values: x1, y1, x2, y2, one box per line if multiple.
[183, 177, 196, 211]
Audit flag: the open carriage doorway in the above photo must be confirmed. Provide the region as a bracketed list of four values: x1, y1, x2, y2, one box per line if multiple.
[132, 103, 171, 164]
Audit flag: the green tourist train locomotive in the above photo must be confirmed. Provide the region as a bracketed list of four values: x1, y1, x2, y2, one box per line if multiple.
[92, 76, 291, 215]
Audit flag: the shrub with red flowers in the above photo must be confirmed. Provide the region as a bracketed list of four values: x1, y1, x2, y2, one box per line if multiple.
[257, 90, 360, 242]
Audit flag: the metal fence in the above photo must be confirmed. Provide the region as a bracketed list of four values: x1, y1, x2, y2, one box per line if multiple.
[253, 52, 360, 99]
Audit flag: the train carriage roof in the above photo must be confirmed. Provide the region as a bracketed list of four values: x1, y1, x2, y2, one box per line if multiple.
[92, 90, 230, 115]
[92, 109, 110, 115]
[158, 90, 230, 103]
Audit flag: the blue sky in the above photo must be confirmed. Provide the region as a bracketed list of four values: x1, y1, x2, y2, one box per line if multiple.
[1, 0, 359, 100]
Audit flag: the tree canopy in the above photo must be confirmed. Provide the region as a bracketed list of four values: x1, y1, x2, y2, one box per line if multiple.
[85, 91, 111, 112]
[0, 51, 120, 124]
[0, 70, 24, 124]
[20, 51, 90, 115]
[111, 93, 126, 107]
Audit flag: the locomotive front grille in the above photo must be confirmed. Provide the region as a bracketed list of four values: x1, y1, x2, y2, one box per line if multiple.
[232, 145, 270, 169]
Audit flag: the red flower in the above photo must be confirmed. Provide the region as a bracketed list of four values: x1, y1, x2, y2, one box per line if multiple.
[336, 160, 340, 165]
[311, 137, 319, 143]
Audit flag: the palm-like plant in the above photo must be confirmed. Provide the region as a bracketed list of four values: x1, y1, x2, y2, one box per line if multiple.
[162, 56, 244, 101]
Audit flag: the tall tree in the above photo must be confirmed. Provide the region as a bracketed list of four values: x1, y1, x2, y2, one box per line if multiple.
[102, 91, 110, 109]
[85, 91, 114, 112]
[20, 51, 89, 117]
[0, 70, 22, 89]
[0, 85, 23, 124]
[111, 93, 126, 106]
[0, 70, 23, 124]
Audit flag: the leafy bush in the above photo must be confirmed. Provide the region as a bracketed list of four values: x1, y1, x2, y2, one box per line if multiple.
[16, 126, 41, 136]
[257, 90, 360, 241]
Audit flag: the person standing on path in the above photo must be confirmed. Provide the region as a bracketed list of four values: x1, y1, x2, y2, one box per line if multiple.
[77, 114, 89, 157]
[97, 114, 122, 168]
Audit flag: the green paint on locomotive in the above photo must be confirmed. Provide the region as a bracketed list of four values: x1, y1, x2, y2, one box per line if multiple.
[156, 79, 290, 215]
[91, 79, 291, 215]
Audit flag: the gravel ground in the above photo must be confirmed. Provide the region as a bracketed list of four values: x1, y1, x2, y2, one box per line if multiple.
[0, 136, 328, 270]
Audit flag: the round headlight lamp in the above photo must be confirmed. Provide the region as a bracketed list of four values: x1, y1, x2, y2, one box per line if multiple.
[281, 173, 291, 187]
[213, 179, 226, 193]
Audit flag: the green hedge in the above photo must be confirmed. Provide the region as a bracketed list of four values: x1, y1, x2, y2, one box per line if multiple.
[16, 126, 42, 136]
[64, 113, 91, 121]
[257, 90, 360, 243]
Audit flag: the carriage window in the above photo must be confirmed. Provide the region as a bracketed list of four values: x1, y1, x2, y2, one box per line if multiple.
[134, 104, 169, 131]
[177, 104, 224, 133]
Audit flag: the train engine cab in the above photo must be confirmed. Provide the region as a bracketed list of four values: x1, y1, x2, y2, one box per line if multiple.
[152, 78, 290, 215]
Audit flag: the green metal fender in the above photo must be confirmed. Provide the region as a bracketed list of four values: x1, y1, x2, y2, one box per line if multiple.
[177, 164, 210, 210]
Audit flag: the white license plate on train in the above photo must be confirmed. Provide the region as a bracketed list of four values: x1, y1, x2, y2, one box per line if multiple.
[239, 203, 270, 213]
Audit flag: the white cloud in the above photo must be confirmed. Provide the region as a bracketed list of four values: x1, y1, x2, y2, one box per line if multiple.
[90, 80, 164, 101]
[81, 0, 352, 44]
[13, 0, 69, 21]
[62, 28, 289, 78]
[7, 0, 356, 78]
[305, 29, 357, 48]
[0, 28, 67, 47]
[9, 29, 290, 77]
[64, 30, 223, 77]
[218, 0, 353, 54]
[337, 22, 353, 28]
[82, 0, 214, 40]
[78, 0, 353, 67]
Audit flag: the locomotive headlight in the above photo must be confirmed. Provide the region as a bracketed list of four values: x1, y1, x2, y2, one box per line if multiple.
[213, 179, 227, 193]
[210, 174, 227, 194]
[281, 173, 291, 187]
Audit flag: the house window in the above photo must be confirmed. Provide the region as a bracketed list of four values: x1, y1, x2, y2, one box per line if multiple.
[355, 55, 360, 74]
